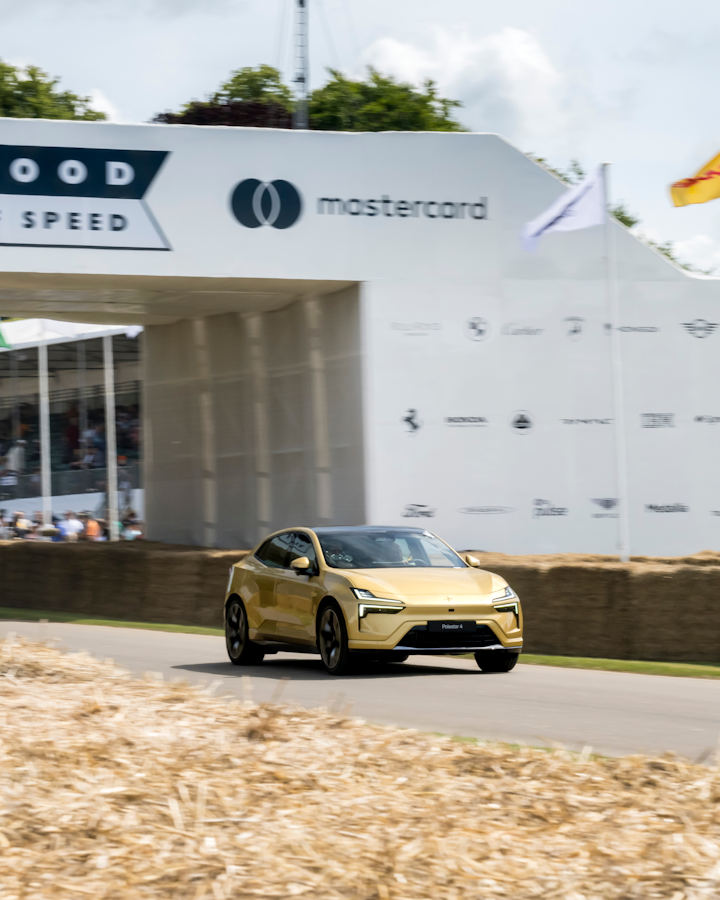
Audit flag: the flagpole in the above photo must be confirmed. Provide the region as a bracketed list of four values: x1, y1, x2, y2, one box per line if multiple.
[602, 163, 631, 562]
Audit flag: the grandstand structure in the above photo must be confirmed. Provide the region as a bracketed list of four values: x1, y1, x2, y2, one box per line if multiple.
[0, 118, 717, 555]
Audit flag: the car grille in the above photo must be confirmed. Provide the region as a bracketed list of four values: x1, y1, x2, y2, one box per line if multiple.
[397, 624, 501, 650]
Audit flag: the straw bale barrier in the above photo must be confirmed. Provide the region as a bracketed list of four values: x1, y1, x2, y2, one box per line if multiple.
[2, 633, 720, 899]
[2, 541, 720, 661]
[0, 540, 244, 629]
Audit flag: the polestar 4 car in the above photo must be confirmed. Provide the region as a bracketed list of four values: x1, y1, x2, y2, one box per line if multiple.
[224, 526, 523, 675]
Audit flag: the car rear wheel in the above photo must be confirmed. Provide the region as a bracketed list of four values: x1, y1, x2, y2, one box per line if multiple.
[225, 598, 265, 666]
[474, 650, 519, 673]
[317, 602, 354, 675]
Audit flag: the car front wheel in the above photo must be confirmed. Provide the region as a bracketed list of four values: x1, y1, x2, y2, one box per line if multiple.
[317, 601, 354, 675]
[225, 598, 265, 666]
[474, 650, 519, 673]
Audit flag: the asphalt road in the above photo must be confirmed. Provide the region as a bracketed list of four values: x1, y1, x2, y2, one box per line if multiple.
[3, 619, 719, 760]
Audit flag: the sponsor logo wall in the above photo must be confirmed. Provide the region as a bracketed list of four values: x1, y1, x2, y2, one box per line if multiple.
[371, 283, 720, 556]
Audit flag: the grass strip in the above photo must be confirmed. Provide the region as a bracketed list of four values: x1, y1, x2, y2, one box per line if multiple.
[519, 653, 720, 679]
[0, 607, 223, 636]
[2, 608, 720, 678]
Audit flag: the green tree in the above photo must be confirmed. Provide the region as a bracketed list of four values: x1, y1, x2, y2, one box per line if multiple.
[153, 64, 293, 128]
[608, 201, 639, 229]
[152, 64, 465, 132]
[309, 68, 465, 132]
[0, 61, 105, 120]
[214, 64, 294, 110]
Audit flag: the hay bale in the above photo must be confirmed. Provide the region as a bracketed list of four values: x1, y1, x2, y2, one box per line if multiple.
[1, 633, 719, 898]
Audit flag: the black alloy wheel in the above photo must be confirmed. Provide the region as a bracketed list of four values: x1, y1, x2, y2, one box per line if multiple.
[474, 650, 519, 673]
[317, 602, 354, 675]
[225, 598, 265, 666]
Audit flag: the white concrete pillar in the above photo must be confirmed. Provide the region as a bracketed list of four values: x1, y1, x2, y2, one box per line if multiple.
[103, 335, 119, 541]
[38, 344, 52, 526]
[10, 353, 20, 442]
[304, 296, 333, 522]
[245, 314, 272, 541]
[77, 340, 88, 450]
[192, 318, 217, 548]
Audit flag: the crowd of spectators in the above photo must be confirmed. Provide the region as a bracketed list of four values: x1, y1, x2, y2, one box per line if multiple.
[0, 402, 140, 477]
[63, 404, 140, 470]
[0, 509, 144, 542]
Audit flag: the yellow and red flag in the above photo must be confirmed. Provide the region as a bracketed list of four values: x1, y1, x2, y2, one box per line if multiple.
[671, 151, 720, 207]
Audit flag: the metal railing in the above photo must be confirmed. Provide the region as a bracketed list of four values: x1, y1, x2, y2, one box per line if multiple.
[0, 462, 142, 503]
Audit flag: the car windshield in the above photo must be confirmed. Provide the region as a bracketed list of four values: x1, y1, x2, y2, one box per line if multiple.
[317, 530, 465, 569]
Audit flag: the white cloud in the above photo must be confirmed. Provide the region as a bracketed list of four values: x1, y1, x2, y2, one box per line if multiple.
[674, 234, 720, 272]
[88, 89, 127, 123]
[363, 26, 592, 153]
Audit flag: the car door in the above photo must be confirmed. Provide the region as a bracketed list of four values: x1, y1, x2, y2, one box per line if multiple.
[274, 531, 324, 645]
[251, 532, 296, 638]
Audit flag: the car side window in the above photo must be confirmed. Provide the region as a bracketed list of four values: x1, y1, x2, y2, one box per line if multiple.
[255, 532, 295, 569]
[288, 532, 318, 570]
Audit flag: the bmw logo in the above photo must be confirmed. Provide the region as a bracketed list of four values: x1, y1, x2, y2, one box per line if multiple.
[465, 317, 490, 341]
[230, 179, 302, 229]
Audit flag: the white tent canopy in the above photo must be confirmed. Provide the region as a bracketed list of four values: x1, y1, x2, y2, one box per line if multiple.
[0, 319, 142, 351]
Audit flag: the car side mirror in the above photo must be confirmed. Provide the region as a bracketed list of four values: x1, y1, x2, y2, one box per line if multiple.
[465, 554, 480, 567]
[291, 556, 311, 572]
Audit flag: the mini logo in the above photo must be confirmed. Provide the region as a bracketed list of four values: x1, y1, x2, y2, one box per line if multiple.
[645, 504, 689, 513]
[591, 498, 619, 518]
[501, 323, 544, 336]
[696, 416, 720, 424]
[444, 416, 488, 426]
[533, 499, 568, 517]
[231, 179, 302, 229]
[564, 317, 585, 340]
[401, 504, 436, 518]
[465, 317, 490, 341]
[641, 413, 675, 428]
[402, 408, 422, 433]
[511, 411, 534, 432]
[460, 506, 516, 515]
[561, 418, 612, 425]
[683, 319, 718, 338]
[605, 324, 659, 333]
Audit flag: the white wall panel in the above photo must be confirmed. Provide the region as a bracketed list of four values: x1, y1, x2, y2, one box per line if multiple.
[364, 271, 720, 557]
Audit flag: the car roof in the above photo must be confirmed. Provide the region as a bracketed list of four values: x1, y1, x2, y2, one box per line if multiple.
[310, 525, 428, 534]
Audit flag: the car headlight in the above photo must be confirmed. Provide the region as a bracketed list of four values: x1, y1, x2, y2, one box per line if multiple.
[492, 586, 519, 620]
[351, 588, 405, 618]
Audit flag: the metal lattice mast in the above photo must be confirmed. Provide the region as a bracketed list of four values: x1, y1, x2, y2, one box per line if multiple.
[293, 0, 309, 129]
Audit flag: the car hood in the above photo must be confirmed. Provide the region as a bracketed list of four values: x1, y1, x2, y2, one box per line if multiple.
[346, 567, 500, 598]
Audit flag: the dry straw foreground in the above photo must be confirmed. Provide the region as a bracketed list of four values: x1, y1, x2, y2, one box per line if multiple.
[1, 636, 719, 899]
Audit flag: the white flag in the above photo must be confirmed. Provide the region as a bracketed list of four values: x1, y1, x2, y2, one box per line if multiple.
[522, 166, 606, 251]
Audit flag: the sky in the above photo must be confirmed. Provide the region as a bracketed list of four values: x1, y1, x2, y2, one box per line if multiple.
[3, 0, 720, 271]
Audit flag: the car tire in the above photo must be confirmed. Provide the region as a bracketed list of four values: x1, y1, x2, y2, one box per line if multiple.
[225, 598, 265, 666]
[317, 601, 354, 676]
[474, 650, 519, 673]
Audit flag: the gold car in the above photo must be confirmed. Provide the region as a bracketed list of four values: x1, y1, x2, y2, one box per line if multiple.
[224, 526, 523, 675]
